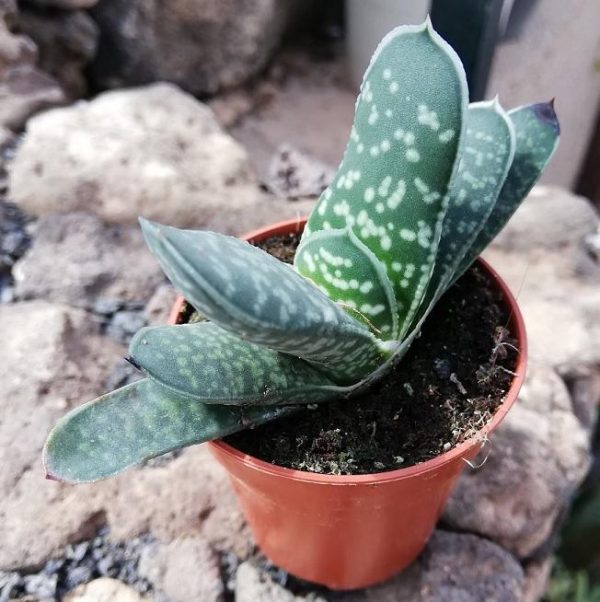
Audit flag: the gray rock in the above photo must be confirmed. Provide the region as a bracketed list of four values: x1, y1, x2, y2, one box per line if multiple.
[12, 212, 163, 308]
[235, 561, 325, 602]
[0, 3, 66, 131]
[492, 186, 599, 252]
[7, 83, 310, 230]
[64, 578, 147, 602]
[18, 7, 99, 99]
[0, 63, 66, 131]
[105, 309, 146, 344]
[443, 362, 591, 558]
[265, 144, 334, 200]
[24, 572, 57, 599]
[89, 0, 295, 95]
[138, 537, 223, 602]
[143, 284, 177, 326]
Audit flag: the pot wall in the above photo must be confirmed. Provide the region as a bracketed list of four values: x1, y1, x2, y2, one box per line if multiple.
[170, 217, 527, 589]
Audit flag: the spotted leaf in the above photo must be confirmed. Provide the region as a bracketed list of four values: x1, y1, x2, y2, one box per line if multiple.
[129, 322, 350, 405]
[43, 378, 297, 483]
[410, 99, 516, 330]
[139, 218, 387, 382]
[455, 101, 560, 278]
[295, 228, 398, 339]
[303, 19, 468, 337]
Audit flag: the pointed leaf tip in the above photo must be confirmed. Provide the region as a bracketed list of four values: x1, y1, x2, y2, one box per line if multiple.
[532, 101, 560, 135]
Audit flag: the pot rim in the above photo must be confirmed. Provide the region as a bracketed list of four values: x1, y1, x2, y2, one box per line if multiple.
[170, 217, 527, 486]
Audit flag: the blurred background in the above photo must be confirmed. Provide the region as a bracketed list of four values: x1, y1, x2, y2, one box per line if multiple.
[1, 1, 600, 601]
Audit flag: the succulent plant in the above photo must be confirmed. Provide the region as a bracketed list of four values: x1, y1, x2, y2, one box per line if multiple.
[44, 20, 559, 483]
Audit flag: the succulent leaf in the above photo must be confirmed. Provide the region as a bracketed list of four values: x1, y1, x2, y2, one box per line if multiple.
[295, 228, 398, 339]
[455, 101, 560, 278]
[139, 218, 386, 382]
[43, 378, 298, 483]
[302, 20, 468, 337]
[129, 321, 350, 405]
[410, 99, 516, 329]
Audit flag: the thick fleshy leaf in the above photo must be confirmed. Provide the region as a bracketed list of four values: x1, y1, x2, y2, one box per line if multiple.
[302, 19, 468, 337]
[455, 101, 560, 278]
[295, 228, 398, 339]
[139, 218, 386, 382]
[43, 378, 297, 483]
[129, 322, 350, 405]
[410, 99, 515, 329]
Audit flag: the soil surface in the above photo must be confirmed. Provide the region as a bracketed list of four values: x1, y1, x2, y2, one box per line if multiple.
[200, 233, 519, 475]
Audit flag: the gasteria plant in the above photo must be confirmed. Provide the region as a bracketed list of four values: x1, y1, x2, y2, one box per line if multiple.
[44, 19, 559, 484]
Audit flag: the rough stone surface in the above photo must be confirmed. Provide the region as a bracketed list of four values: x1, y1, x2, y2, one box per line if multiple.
[12, 212, 163, 308]
[236, 561, 326, 602]
[265, 144, 334, 200]
[238, 531, 524, 601]
[7, 83, 315, 229]
[143, 283, 178, 326]
[89, 0, 295, 95]
[18, 7, 99, 99]
[0, 1, 66, 131]
[65, 578, 148, 602]
[443, 187, 600, 564]
[138, 537, 223, 602]
[444, 362, 591, 558]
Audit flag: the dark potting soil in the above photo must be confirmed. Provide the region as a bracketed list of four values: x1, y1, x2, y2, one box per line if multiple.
[221, 232, 519, 476]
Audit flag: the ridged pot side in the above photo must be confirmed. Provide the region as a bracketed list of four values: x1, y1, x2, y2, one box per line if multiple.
[169, 217, 527, 590]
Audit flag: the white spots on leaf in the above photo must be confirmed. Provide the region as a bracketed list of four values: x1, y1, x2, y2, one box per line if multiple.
[378, 175, 392, 197]
[360, 303, 385, 316]
[389, 81, 399, 94]
[405, 148, 420, 162]
[380, 236, 392, 251]
[375, 202, 385, 214]
[360, 281, 373, 293]
[302, 251, 316, 273]
[368, 104, 379, 126]
[333, 200, 350, 216]
[439, 129, 455, 144]
[357, 143, 364, 154]
[317, 199, 328, 216]
[370, 146, 380, 157]
[417, 104, 440, 131]
[392, 261, 403, 272]
[386, 180, 406, 210]
[364, 187, 375, 203]
[416, 221, 433, 249]
[385, 109, 393, 118]
[400, 229, 416, 241]
[383, 68, 392, 80]
[380, 139, 391, 153]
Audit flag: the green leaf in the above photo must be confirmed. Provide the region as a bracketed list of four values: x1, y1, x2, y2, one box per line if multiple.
[139, 218, 386, 382]
[409, 99, 516, 329]
[43, 378, 297, 483]
[295, 228, 398, 339]
[455, 100, 560, 278]
[129, 321, 350, 405]
[302, 19, 468, 338]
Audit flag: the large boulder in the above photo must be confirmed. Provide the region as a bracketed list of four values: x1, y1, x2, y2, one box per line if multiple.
[12, 212, 164, 308]
[8, 83, 314, 229]
[89, 0, 296, 95]
[18, 7, 99, 99]
[444, 362, 591, 558]
[236, 531, 524, 601]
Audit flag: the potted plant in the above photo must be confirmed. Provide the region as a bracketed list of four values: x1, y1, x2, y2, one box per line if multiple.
[43, 20, 559, 590]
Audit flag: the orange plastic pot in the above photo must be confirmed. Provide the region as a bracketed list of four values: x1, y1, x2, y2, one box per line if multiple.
[169, 217, 527, 590]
